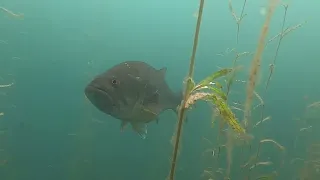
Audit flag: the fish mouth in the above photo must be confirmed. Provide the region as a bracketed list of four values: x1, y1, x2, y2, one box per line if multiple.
[87, 85, 108, 94]
[85, 85, 112, 99]
[84, 84, 115, 110]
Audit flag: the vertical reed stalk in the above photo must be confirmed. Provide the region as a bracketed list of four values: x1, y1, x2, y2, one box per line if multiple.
[168, 0, 205, 179]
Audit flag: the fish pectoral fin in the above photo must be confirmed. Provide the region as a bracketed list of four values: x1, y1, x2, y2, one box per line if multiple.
[131, 122, 147, 139]
[142, 106, 157, 115]
[144, 104, 162, 115]
[120, 121, 129, 132]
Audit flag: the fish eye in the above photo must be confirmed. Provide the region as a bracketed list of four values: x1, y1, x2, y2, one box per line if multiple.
[111, 79, 118, 85]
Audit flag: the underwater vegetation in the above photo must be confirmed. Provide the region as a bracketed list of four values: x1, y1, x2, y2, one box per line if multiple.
[0, 1, 317, 180]
[168, 0, 311, 180]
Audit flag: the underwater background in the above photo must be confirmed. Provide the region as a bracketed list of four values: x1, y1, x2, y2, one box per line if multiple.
[0, 0, 320, 180]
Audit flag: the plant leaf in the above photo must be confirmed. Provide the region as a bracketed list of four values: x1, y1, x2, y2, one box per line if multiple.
[208, 87, 227, 101]
[194, 68, 232, 91]
[185, 77, 196, 96]
[205, 94, 245, 134]
[196, 86, 227, 101]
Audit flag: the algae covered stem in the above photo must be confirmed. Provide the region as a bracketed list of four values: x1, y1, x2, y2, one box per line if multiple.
[243, 0, 278, 131]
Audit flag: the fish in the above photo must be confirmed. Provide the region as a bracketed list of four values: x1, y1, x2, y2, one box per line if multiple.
[85, 61, 182, 139]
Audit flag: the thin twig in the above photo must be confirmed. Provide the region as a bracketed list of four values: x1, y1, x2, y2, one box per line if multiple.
[265, 4, 288, 91]
[228, 0, 248, 44]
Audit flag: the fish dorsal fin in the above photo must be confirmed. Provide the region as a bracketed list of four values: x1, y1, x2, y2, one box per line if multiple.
[157, 67, 167, 80]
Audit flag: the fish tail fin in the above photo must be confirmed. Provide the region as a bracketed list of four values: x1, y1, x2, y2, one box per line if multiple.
[169, 90, 183, 113]
[131, 122, 148, 139]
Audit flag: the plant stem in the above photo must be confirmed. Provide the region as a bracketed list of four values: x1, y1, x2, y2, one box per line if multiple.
[168, 0, 205, 179]
[265, 5, 288, 91]
[237, 0, 247, 44]
[273, 4, 288, 65]
[187, 1, 204, 78]
[239, 0, 247, 19]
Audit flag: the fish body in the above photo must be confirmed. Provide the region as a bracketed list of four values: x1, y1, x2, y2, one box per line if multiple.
[85, 61, 182, 139]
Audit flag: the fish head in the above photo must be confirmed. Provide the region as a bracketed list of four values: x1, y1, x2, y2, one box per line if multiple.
[85, 72, 123, 114]
[85, 63, 144, 116]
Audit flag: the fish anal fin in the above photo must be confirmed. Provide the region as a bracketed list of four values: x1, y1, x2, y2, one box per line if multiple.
[131, 122, 147, 139]
[120, 121, 129, 132]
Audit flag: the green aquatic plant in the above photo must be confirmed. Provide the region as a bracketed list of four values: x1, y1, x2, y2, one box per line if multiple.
[168, 0, 246, 179]
[169, 0, 280, 179]
[185, 68, 245, 134]
[167, 0, 205, 179]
